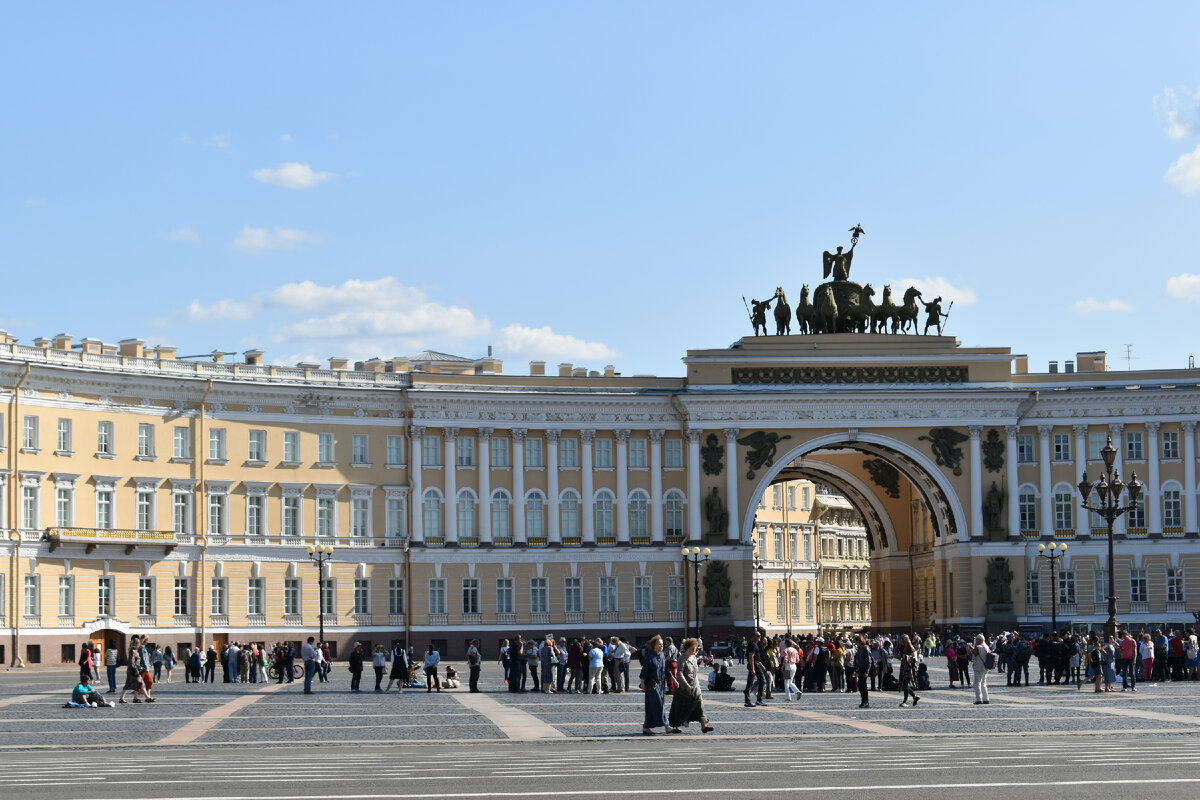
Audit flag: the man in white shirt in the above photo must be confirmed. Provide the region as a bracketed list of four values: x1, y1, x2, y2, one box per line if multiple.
[301, 637, 319, 694]
[424, 644, 442, 693]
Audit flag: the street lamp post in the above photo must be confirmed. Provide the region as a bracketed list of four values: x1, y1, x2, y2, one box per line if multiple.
[1036, 541, 1068, 634]
[307, 544, 335, 645]
[1077, 435, 1144, 641]
[681, 546, 711, 642]
[750, 538, 762, 632]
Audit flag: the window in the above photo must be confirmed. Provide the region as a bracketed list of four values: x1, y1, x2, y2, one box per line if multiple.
[22, 415, 38, 450]
[173, 578, 190, 615]
[210, 578, 227, 616]
[629, 491, 648, 539]
[565, 578, 582, 614]
[457, 437, 475, 467]
[24, 575, 40, 616]
[169, 426, 189, 460]
[283, 432, 300, 463]
[388, 579, 404, 615]
[496, 579, 514, 614]
[1168, 568, 1185, 604]
[422, 435, 441, 467]
[664, 438, 683, 468]
[594, 438, 613, 468]
[1088, 431, 1107, 461]
[526, 493, 545, 540]
[55, 487, 73, 527]
[1130, 569, 1148, 603]
[1057, 570, 1075, 605]
[56, 418, 71, 453]
[351, 497, 370, 540]
[1053, 490, 1073, 531]
[353, 578, 370, 615]
[207, 428, 225, 461]
[96, 489, 114, 529]
[776, 587, 785, 620]
[560, 438, 578, 468]
[791, 588, 800, 619]
[58, 576, 73, 617]
[801, 486, 812, 510]
[248, 430, 266, 462]
[525, 438, 543, 468]
[773, 528, 784, 561]
[668, 575, 684, 613]
[1126, 431, 1144, 461]
[491, 492, 510, 540]
[137, 423, 154, 457]
[209, 494, 226, 535]
[283, 578, 300, 616]
[595, 491, 614, 539]
[788, 486, 797, 510]
[96, 421, 113, 455]
[98, 576, 113, 616]
[422, 490, 442, 538]
[316, 497, 335, 539]
[531, 578, 548, 614]
[138, 578, 153, 616]
[772, 485, 782, 509]
[386, 435, 404, 466]
[1164, 488, 1183, 528]
[352, 434, 369, 465]
[320, 578, 335, 616]
[246, 578, 262, 618]
[788, 529, 798, 562]
[1093, 570, 1108, 603]
[805, 589, 813, 618]
[561, 491, 580, 540]
[173, 493, 191, 534]
[247, 495, 265, 537]
[629, 438, 647, 468]
[136, 490, 154, 531]
[282, 496, 299, 539]
[599, 576, 618, 613]
[634, 577, 652, 613]
[1163, 430, 1180, 460]
[318, 433, 334, 463]
[462, 578, 481, 615]
[1017, 434, 1034, 463]
[1128, 494, 1146, 528]
[491, 437, 509, 468]
[665, 492, 684, 540]
[1052, 433, 1071, 462]
[456, 492, 475, 538]
[386, 496, 406, 540]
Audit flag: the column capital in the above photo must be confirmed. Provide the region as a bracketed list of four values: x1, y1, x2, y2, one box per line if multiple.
[410, 424, 426, 437]
[1037, 425, 1054, 437]
[545, 429, 561, 443]
[684, 428, 702, 443]
[1146, 421, 1161, 434]
[579, 429, 596, 443]
[1072, 424, 1089, 437]
[968, 425, 984, 438]
[724, 428, 740, 443]
[1003, 425, 1020, 438]
[1109, 422, 1125, 436]
[614, 429, 630, 443]
[477, 427, 493, 441]
[511, 428, 527, 442]
[648, 429, 665, 443]
[1183, 421, 1197, 434]
[443, 427, 460, 440]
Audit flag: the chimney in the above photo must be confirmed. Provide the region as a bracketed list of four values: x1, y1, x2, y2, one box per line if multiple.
[210, 350, 225, 363]
[156, 345, 176, 361]
[329, 357, 349, 371]
[572, 367, 587, 378]
[1064, 361, 1074, 374]
[53, 333, 73, 351]
[558, 362, 573, 377]
[530, 361, 545, 376]
[1048, 360, 1058, 374]
[118, 338, 145, 358]
[33, 337, 51, 351]
[243, 349, 264, 366]
[391, 357, 411, 373]
[603, 364, 616, 377]
[80, 338, 102, 355]
[363, 358, 385, 373]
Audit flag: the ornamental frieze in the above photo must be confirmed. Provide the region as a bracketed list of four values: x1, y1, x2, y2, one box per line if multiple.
[730, 365, 969, 385]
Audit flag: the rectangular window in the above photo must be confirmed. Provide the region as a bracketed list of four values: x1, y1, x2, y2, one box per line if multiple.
[283, 431, 300, 463]
[461, 578, 479, 615]
[1094, 570, 1108, 603]
[599, 577, 618, 613]
[1128, 494, 1146, 528]
[772, 485, 782, 509]
[320, 579, 335, 616]
[1126, 431, 1145, 461]
[98, 576, 113, 617]
[1017, 434, 1034, 463]
[316, 498, 334, 538]
[247, 495, 264, 537]
[138, 578, 153, 616]
[96, 490, 113, 529]
[209, 428, 226, 460]
[353, 578, 370, 615]
[1165, 489, 1183, 528]
[1163, 430, 1180, 460]
[22, 415, 38, 450]
[629, 438, 647, 468]
[1057, 570, 1076, 605]
[281, 496, 300, 538]
[386, 497, 406, 540]
[210, 578, 227, 616]
[428, 579, 446, 615]
[58, 576, 73, 617]
[1088, 431, 1107, 461]
[55, 487, 72, 527]
[208, 494, 226, 535]
[801, 486, 812, 510]
[386, 435, 404, 466]
[564, 577, 582, 614]
[248, 430, 266, 462]
[634, 576, 652, 613]
[525, 438, 543, 468]
[351, 498, 369, 540]
[56, 418, 71, 453]
[352, 434, 369, 465]
[388, 579, 404, 615]
[1168, 568, 1185, 604]
[776, 588, 785, 620]
[318, 433, 334, 463]
[560, 438, 578, 468]
[95, 421, 113, 455]
[173, 493, 191, 534]
[496, 578, 514, 614]
[1130, 569, 1148, 603]
[531, 577, 548, 615]
[136, 490, 153, 531]
[491, 438, 510, 468]
[24, 575, 40, 616]
[283, 578, 300, 616]
[664, 438, 683, 468]
[173, 426, 191, 459]
[1052, 433, 1071, 462]
[774, 528, 784, 560]
[668, 575, 684, 613]
[1053, 490, 1073, 531]
[457, 437, 475, 467]
[594, 438, 613, 468]
[173, 578, 189, 615]
[137, 423, 154, 457]
[788, 486, 797, 510]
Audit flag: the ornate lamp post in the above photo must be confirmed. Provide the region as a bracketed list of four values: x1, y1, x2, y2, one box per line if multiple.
[681, 546, 711, 641]
[1036, 541, 1068, 634]
[750, 537, 763, 631]
[307, 544, 335, 645]
[1077, 435, 1144, 640]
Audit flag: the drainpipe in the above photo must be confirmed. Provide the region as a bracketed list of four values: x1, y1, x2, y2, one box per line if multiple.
[8, 362, 31, 667]
[196, 380, 213, 649]
[400, 386, 412, 654]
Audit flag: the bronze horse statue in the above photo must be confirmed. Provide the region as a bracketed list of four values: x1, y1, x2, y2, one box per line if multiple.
[795, 285, 815, 334]
[772, 287, 791, 335]
[873, 285, 897, 334]
[895, 286, 923, 333]
[848, 284, 876, 334]
[812, 283, 838, 334]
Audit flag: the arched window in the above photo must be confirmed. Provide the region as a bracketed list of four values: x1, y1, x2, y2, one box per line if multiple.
[560, 490, 580, 541]
[629, 490, 649, 540]
[456, 489, 476, 539]
[595, 490, 615, 540]
[526, 491, 546, 541]
[1163, 482, 1183, 529]
[491, 490, 511, 541]
[422, 488, 443, 539]
[664, 490, 685, 542]
[1018, 486, 1038, 531]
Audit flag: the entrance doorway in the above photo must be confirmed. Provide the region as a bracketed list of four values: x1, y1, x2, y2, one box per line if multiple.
[91, 629, 126, 665]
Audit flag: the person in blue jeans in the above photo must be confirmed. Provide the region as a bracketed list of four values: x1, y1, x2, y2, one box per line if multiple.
[302, 636, 318, 694]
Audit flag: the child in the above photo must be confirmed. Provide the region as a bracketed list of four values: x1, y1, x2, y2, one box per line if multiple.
[916, 662, 931, 691]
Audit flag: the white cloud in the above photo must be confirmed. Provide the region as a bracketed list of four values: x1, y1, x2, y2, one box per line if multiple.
[203, 134, 232, 150]
[186, 299, 255, 321]
[233, 226, 323, 254]
[1167, 273, 1200, 301]
[251, 162, 335, 190]
[168, 227, 200, 243]
[496, 324, 620, 363]
[1165, 144, 1200, 195]
[280, 133, 293, 142]
[1155, 87, 1200, 142]
[889, 276, 977, 306]
[1073, 298, 1133, 313]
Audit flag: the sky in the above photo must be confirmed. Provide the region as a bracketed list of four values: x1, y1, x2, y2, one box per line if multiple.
[3, 3, 1200, 377]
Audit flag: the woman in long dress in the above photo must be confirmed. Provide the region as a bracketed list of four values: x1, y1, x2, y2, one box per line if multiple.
[639, 635, 670, 735]
[668, 638, 713, 733]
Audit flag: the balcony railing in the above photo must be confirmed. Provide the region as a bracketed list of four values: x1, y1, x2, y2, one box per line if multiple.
[1054, 529, 1075, 539]
[634, 611, 654, 622]
[1130, 602, 1149, 614]
[44, 527, 178, 552]
[562, 536, 582, 547]
[565, 612, 584, 624]
[428, 613, 448, 626]
[669, 610, 684, 622]
[493, 536, 513, 547]
[173, 614, 194, 627]
[211, 614, 229, 627]
[348, 536, 372, 548]
[1091, 527, 1108, 537]
[23, 615, 41, 628]
[1021, 530, 1040, 539]
[631, 536, 651, 547]
[459, 536, 479, 548]
[138, 615, 157, 627]
[283, 614, 303, 627]
[58, 614, 74, 628]
[245, 535, 268, 546]
[1164, 527, 1186, 537]
[496, 613, 516, 626]
[527, 537, 548, 548]
[665, 531, 685, 545]
[321, 613, 337, 627]
[383, 536, 407, 548]
[1167, 601, 1188, 613]
[599, 611, 619, 624]
[531, 613, 550, 626]
[1127, 527, 1148, 537]
[248, 614, 267, 627]
[353, 613, 373, 626]
[389, 614, 406, 626]
[1058, 603, 1077, 615]
[462, 613, 482, 626]
[1093, 603, 1108, 614]
[597, 536, 617, 547]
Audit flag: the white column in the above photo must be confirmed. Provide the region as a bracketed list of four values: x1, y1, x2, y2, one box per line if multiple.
[478, 428, 493, 544]
[1184, 421, 1198, 534]
[1073, 424, 1089, 538]
[410, 425, 425, 543]
[724, 428, 740, 542]
[1005, 425, 1021, 539]
[443, 427, 458, 545]
[512, 429, 526, 543]
[686, 429, 702, 543]
[1038, 425, 1053, 538]
[1147, 421, 1162, 533]
[581, 430, 595, 544]
[969, 425, 984, 539]
[546, 430, 561, 544]
[649, 430, 664, 543]
[615, 429, 630, 544]
[1110, 423, 1126, 535]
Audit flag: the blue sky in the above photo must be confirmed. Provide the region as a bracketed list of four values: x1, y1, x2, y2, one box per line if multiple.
[4, 3, 1200, 376]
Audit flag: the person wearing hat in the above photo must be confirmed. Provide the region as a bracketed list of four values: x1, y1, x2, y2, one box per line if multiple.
[539, 634, 556, 693]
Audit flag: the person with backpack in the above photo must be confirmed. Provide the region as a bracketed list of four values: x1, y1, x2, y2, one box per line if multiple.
[971, 634, 992, 705]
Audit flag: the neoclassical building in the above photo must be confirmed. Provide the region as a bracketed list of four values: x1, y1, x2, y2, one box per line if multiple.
[3, 327, 1200, 665]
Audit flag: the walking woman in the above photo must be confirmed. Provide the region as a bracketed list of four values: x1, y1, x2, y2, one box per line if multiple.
[944, 640, 959, 688]
[898, 634, 920, 707]
[507, 636, 525, 693]
[853, 634, 872, 709]
[372, 645, 387, 692]
[971, 634, 991, 705]
[668, 638, 714, 733]
[162, 646, 175, 683]
[639, 635, 670, 735]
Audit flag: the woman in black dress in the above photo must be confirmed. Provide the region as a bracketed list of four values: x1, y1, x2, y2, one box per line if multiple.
[639, 635, 669, 735]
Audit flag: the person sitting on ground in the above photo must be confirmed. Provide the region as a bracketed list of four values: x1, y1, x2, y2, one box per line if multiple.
[441, 665, 461, 689]
[69, 674, 113, 708]
[916, 661, 930, 691]
[711, 664, 735, 691]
